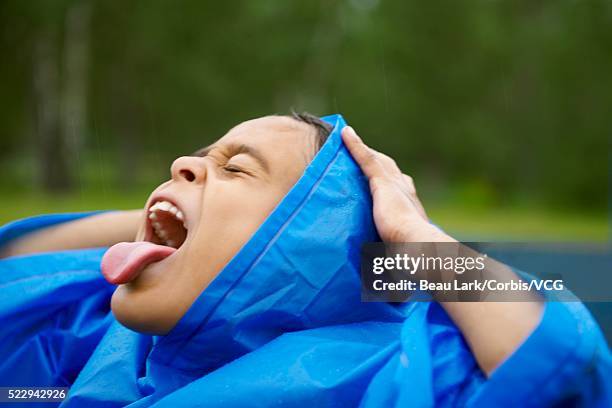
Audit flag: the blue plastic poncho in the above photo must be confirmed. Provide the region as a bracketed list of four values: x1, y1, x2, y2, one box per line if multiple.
[0, 115, 610, 407]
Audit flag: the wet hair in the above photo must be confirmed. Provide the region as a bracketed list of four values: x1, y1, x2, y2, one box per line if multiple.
[289, 111, 333, 151]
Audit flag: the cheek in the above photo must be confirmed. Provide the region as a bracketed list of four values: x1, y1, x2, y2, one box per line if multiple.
[195, 184, 283, 249]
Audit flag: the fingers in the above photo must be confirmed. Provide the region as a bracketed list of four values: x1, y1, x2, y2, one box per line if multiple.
[342, 126, 404, 176]
[401, 174, 427, 219]
[342, 126, 408, 186]
[373, 151, 403, 177]
[341, 126, 387, 180]
[402, 174, 416, 195]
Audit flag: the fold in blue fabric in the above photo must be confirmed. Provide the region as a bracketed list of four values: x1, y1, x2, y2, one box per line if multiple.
[0, 114, 609, 407]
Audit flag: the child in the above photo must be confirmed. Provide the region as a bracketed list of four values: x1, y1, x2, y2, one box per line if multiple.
[0, 114, 609, 407]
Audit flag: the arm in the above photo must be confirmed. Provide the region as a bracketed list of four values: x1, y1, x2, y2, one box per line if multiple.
[0, 209, 143, 259]
[342, 126, 543, 376]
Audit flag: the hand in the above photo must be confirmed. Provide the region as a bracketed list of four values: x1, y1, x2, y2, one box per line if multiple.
[342, 126, 452, 243]
[343, 126, 543, 376]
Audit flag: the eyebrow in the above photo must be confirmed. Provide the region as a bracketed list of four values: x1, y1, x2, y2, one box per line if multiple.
[191, 143, 270, 173]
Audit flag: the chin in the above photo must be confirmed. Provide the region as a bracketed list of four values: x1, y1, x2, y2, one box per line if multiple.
[110, 286, 175, 335]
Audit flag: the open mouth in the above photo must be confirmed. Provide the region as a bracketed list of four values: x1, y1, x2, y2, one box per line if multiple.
[146, 199, 188, 249]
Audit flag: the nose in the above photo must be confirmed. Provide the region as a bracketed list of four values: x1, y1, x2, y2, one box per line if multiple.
[170, 156, 207, 184]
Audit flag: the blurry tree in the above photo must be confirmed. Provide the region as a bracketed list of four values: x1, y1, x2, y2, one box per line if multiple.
[33, 18, 66, 190]
[1, 0, 91, 191]
[61, 0, 92, 181]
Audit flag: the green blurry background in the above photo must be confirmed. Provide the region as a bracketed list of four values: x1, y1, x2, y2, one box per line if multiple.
[0, 0, 609, 241]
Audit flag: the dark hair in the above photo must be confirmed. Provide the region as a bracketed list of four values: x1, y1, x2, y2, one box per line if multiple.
[289, 111, 333, 151]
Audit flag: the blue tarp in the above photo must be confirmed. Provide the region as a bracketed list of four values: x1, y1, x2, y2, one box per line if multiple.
[0, 115, 610, 407]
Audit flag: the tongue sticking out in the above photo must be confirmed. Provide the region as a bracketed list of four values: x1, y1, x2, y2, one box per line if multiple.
[101, 241, 176, 284]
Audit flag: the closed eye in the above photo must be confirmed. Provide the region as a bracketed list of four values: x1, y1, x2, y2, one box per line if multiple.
[223, 165, 247, 174]
[191, 146, 246, 174]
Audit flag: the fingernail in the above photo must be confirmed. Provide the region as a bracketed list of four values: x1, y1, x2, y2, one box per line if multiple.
[345, 126, 361, 142]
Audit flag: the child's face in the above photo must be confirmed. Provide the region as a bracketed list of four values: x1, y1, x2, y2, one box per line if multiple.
[111, 116, 318, 334]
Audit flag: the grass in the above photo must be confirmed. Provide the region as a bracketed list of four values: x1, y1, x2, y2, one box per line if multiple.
[1, 190, 608, 242]
[427, 205, 608, 242]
